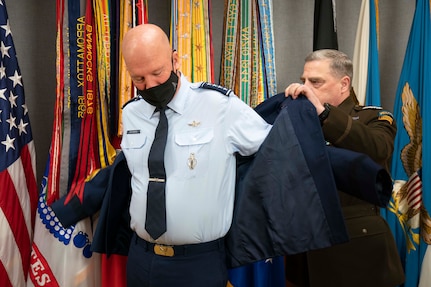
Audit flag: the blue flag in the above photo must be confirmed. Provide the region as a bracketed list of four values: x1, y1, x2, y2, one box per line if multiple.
[364, 0, 380, 106]
[228, 257, 285, 287]
[384, 0, 431, 286]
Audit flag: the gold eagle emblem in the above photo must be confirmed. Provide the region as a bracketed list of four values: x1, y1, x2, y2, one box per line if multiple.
[390, 82, 431, 251]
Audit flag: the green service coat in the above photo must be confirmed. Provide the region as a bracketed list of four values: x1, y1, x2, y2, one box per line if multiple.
[286, 93, 405, 287]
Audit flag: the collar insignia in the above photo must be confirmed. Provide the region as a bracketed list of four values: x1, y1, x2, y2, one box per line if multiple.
[188, 120, 201, 127]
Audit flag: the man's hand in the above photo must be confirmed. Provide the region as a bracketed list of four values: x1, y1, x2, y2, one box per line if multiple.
[285, 83, 325, 115]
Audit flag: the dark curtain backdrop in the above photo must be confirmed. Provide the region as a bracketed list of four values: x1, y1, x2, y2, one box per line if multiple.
[7, 0, 415, 182]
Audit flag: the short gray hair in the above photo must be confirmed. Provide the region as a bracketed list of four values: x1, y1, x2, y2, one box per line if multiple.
[305, 49, 353, 82]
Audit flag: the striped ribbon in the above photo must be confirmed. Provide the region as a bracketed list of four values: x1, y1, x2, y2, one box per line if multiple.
[191, 0, 207, 81]
[239, 0, 251, 105]
[220, 0, 238, 90]
[135, 0, 148, 24]
[170, 0, 178, 49]
[175, 0, 192, 80]
[258, 0, 277, 98]
[56, 0, 73, 201]
[220, 0, 276, 107]
[47, 0, 66, 204]
[65, 0, 85, 193]
[172, 0, 213, 82]
[250, 0, 260, 107]
[93, 0, 117, 166]
[66, 0, 100, 204]
[117, 0, 133, 137]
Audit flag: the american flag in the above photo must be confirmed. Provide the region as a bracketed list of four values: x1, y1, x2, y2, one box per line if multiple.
[0, 1, 38, 286]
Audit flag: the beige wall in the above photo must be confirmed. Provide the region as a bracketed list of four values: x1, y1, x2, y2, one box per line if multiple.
[8, 0, 415, 182]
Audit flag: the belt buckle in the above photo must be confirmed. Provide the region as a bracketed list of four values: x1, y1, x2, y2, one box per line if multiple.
[154, 244, 174, 257]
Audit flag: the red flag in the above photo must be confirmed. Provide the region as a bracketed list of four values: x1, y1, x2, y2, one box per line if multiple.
[0, 2, 38, 286]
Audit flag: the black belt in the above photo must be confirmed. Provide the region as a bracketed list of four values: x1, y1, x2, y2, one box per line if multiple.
[134, 234, 225, 257]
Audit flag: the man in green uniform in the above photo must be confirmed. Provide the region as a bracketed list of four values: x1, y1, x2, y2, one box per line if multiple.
[284, 49, 404, 287]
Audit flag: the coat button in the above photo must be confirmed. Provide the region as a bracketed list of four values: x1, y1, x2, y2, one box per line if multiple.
[362, 228, 368, 234]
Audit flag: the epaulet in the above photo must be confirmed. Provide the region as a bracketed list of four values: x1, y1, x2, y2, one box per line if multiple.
[122, 95, 143, 109]
[199, 82, 233, 96]
[361, 105, 383, 110]
[354, 105, 382, 111]
[355, 105, 394, 124]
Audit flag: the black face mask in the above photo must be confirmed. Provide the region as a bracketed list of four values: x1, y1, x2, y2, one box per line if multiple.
[138, 71, 179, 108]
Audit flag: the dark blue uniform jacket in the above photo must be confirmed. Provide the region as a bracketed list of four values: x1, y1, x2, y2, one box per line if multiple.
[52, 95, 392, 268]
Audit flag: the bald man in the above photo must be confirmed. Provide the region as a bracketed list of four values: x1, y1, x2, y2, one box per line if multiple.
[120, 24, 271, 286]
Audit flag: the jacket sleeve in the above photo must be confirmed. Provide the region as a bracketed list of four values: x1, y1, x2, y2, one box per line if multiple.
[326, 146, 392, 207]
[227, 96, 349, 268]
[256, 94, 394, 205]
[322, 100, 397, 167]
[50, 152, 125, 228]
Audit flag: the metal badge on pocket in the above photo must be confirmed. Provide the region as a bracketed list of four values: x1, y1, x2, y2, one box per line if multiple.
[188, 153, 197, 169]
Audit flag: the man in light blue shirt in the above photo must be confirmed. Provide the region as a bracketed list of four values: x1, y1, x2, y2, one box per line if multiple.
[121, 23, 271, 287]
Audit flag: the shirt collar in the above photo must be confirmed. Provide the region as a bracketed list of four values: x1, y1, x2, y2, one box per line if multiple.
[338, 93, 357, 112]
[140, 96, 157, 119]
[166, 73, 189, 115]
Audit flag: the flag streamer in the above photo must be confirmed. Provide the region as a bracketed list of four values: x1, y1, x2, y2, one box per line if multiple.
[93, 0, 117, 167]
[171, 0, 213, 83]
[220, 0, 276, 107]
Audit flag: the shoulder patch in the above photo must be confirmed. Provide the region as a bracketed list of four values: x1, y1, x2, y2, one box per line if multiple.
[378, 110, 394, 125]
[199, 82, 232, 96]
[122, 95, 143, 109]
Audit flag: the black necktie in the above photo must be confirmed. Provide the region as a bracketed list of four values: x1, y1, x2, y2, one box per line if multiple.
[145, 107, 168, 240]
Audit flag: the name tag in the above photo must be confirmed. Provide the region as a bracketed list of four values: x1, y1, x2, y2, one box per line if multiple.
[127, 129, 140, 134]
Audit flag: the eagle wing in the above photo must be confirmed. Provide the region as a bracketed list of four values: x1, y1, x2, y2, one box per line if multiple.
[400, 82, 422, 177]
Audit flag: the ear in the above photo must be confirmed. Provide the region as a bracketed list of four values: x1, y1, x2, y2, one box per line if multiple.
[340, 76, 351, 93]
[172, 50, 181, 72]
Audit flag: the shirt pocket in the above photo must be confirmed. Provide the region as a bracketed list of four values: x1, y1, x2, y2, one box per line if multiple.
[345, 215, 388, 239]
[174, 128, 214, 179]
[120, 132, 148, 174]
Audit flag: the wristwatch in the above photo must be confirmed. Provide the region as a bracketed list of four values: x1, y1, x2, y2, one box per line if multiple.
[319, 103, 331, 124]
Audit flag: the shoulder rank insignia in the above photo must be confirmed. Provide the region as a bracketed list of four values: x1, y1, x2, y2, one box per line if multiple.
[122, 95, 143, 109]
[199, 82, 232, 96]
[378, 110, 394, 125]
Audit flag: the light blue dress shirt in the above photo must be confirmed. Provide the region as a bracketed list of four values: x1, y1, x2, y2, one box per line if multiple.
[121, 74, 271, 245]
